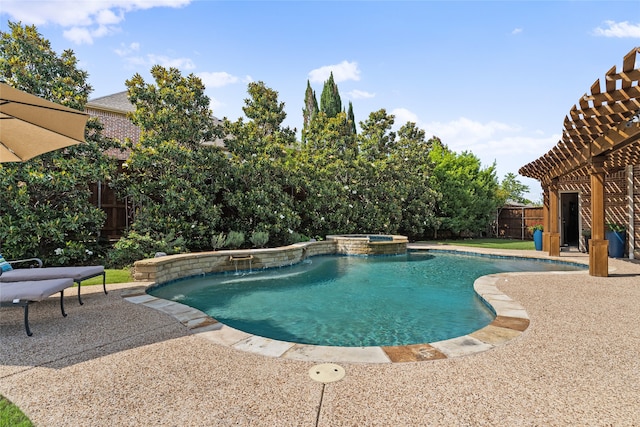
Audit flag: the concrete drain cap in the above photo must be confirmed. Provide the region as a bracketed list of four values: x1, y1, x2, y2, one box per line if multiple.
[309, 363, 345, 383]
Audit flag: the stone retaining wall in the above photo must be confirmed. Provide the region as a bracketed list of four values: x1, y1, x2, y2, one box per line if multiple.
[133, 240, 337, 285]
[326, 234, 408, 255]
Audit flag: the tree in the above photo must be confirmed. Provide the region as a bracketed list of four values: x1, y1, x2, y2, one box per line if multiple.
[0, 21, 116, 266]
[358, 109, 396, 161]
[428, 139, 500, 237]
[499, 172, 532, 205]
[393, 123, 438, 239]
[222, 82, 300, 245]
[347, 101, 356, 135]
[114, 66, 228, 252]
[320, 72, 342, 118]
[127, 65, 216, 148]
[301, 80, 318, 143]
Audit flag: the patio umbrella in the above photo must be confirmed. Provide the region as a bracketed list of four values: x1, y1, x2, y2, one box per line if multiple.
[0, 82, 89, 162]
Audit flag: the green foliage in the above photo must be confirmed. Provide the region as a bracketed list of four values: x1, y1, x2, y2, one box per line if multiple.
[428, 139, 501, 237]
[0, 19, 508, 260]
[500, 172, 532, 205]
[250, 231, 270, 248]
[288, 232, 309, 244]
[127, 65, 217, 148]
[302, 80, 318, 143]
[0, 22, 116, 266]
[320, 72, 342, 118]
[607, 223, 625, 232]
[107, 231, 186, 268]
[222, 82, 300, 246]
[347, 101, 356, 135]
[114, 66, 228, 252]
[224, 231, 245, 249]
[211, 232, 226, 250]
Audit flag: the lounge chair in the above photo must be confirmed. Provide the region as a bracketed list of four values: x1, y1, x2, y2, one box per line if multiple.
[0, 274, 74, 336]
[0, 257, 106, 305]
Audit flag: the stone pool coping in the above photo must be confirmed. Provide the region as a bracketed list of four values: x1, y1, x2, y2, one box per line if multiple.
[123, 244, 588, 363]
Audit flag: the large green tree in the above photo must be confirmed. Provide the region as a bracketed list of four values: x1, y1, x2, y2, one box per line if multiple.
[222, 82, 300, 244]
[428, 139, 501, 237]
[114, 66, 228, 252]
[0, 21, 116, 265]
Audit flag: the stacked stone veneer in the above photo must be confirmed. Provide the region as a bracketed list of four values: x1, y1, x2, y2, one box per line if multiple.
[326, 234, 408, 255]
[134, 240, 337, 285]
[133, 235, 409, 285]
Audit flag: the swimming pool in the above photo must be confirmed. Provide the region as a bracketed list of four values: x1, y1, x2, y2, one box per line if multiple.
[148, 251, 585, 347]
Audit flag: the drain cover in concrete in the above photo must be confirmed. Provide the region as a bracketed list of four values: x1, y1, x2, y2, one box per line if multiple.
[309, 363, 346, 383]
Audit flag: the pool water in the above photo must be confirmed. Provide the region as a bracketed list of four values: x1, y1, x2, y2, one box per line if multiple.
[149, 252, 584, 347]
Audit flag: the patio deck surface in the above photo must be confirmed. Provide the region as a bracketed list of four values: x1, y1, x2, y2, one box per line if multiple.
[1, 245, 639, 426]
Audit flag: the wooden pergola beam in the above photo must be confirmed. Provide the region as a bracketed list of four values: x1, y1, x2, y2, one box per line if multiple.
[518, 47, 640, 276]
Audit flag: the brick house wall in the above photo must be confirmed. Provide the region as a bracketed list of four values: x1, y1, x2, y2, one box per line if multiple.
[558, 165, 639, 258]
[87, 107, 140, 148]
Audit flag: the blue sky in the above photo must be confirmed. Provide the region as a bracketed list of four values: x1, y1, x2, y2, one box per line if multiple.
[2, 1, 639, 201]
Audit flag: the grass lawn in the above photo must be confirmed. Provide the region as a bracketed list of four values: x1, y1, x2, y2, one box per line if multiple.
[81, 268, 132, 286]
[0, 396, 33, 427]
[420, 238, 535, 251]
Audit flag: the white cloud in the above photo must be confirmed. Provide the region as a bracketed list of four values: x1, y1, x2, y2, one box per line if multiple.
[146, 54, 196, 70]
[197, 72, 239, 88]
[512, 28, 523, 35]
[348, 89, 375, 99]
[391, 108, 418, 124]
[197, 72, 253, 89]
[115, 47, 196, 71]
[309, 60, 361, 83]
[423, 117, 518, 150]
[63, 27, 94, 45]
[0, 0, 191, 44]
[114, 42, 141, 57]
[593, 20, 640, 38]
[388, 112, 557, 195]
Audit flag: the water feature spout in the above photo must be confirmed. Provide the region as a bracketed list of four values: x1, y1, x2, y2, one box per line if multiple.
[228, 255, 254, 274]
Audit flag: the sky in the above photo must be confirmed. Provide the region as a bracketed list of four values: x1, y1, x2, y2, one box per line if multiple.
[2, 1, 639, 202]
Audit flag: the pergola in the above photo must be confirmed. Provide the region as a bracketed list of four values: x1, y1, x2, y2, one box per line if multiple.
[519, 47, 640, 277]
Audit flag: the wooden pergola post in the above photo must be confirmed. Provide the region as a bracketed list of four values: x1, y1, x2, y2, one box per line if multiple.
[542, 186, 550, 252]
[589, 156, 609, 277]
[548, 179, 561, 257]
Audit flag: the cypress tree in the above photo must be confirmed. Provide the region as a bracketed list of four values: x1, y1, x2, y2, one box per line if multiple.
[347, 101, 356, 135]
[302, 80, 318, 142]
[320, 72, 342, 118]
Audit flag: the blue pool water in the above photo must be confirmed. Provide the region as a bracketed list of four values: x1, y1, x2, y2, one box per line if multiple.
[149, 252, 585, 347]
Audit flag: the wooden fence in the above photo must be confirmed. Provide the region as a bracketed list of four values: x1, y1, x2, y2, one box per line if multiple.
[496, 206, 543, 240]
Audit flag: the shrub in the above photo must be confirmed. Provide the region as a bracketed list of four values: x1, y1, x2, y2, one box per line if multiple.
[224, 231, 245, 249]
[288, 232, 309, 244]
[250, 231, 269, 248]
[211, 232, 226, 250]
[107, 231, 186, 268]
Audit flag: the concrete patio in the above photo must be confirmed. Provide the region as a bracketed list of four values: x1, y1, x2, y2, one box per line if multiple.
[1, 246, 639, 426]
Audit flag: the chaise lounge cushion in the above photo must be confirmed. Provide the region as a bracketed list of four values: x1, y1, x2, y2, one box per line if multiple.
[0, 278, 74, 303]
[0, 254, 12, 272]
[0, 266, 104, 283]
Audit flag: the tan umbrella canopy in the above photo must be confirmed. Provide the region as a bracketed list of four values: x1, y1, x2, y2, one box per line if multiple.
[0, 82, 89, 162]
